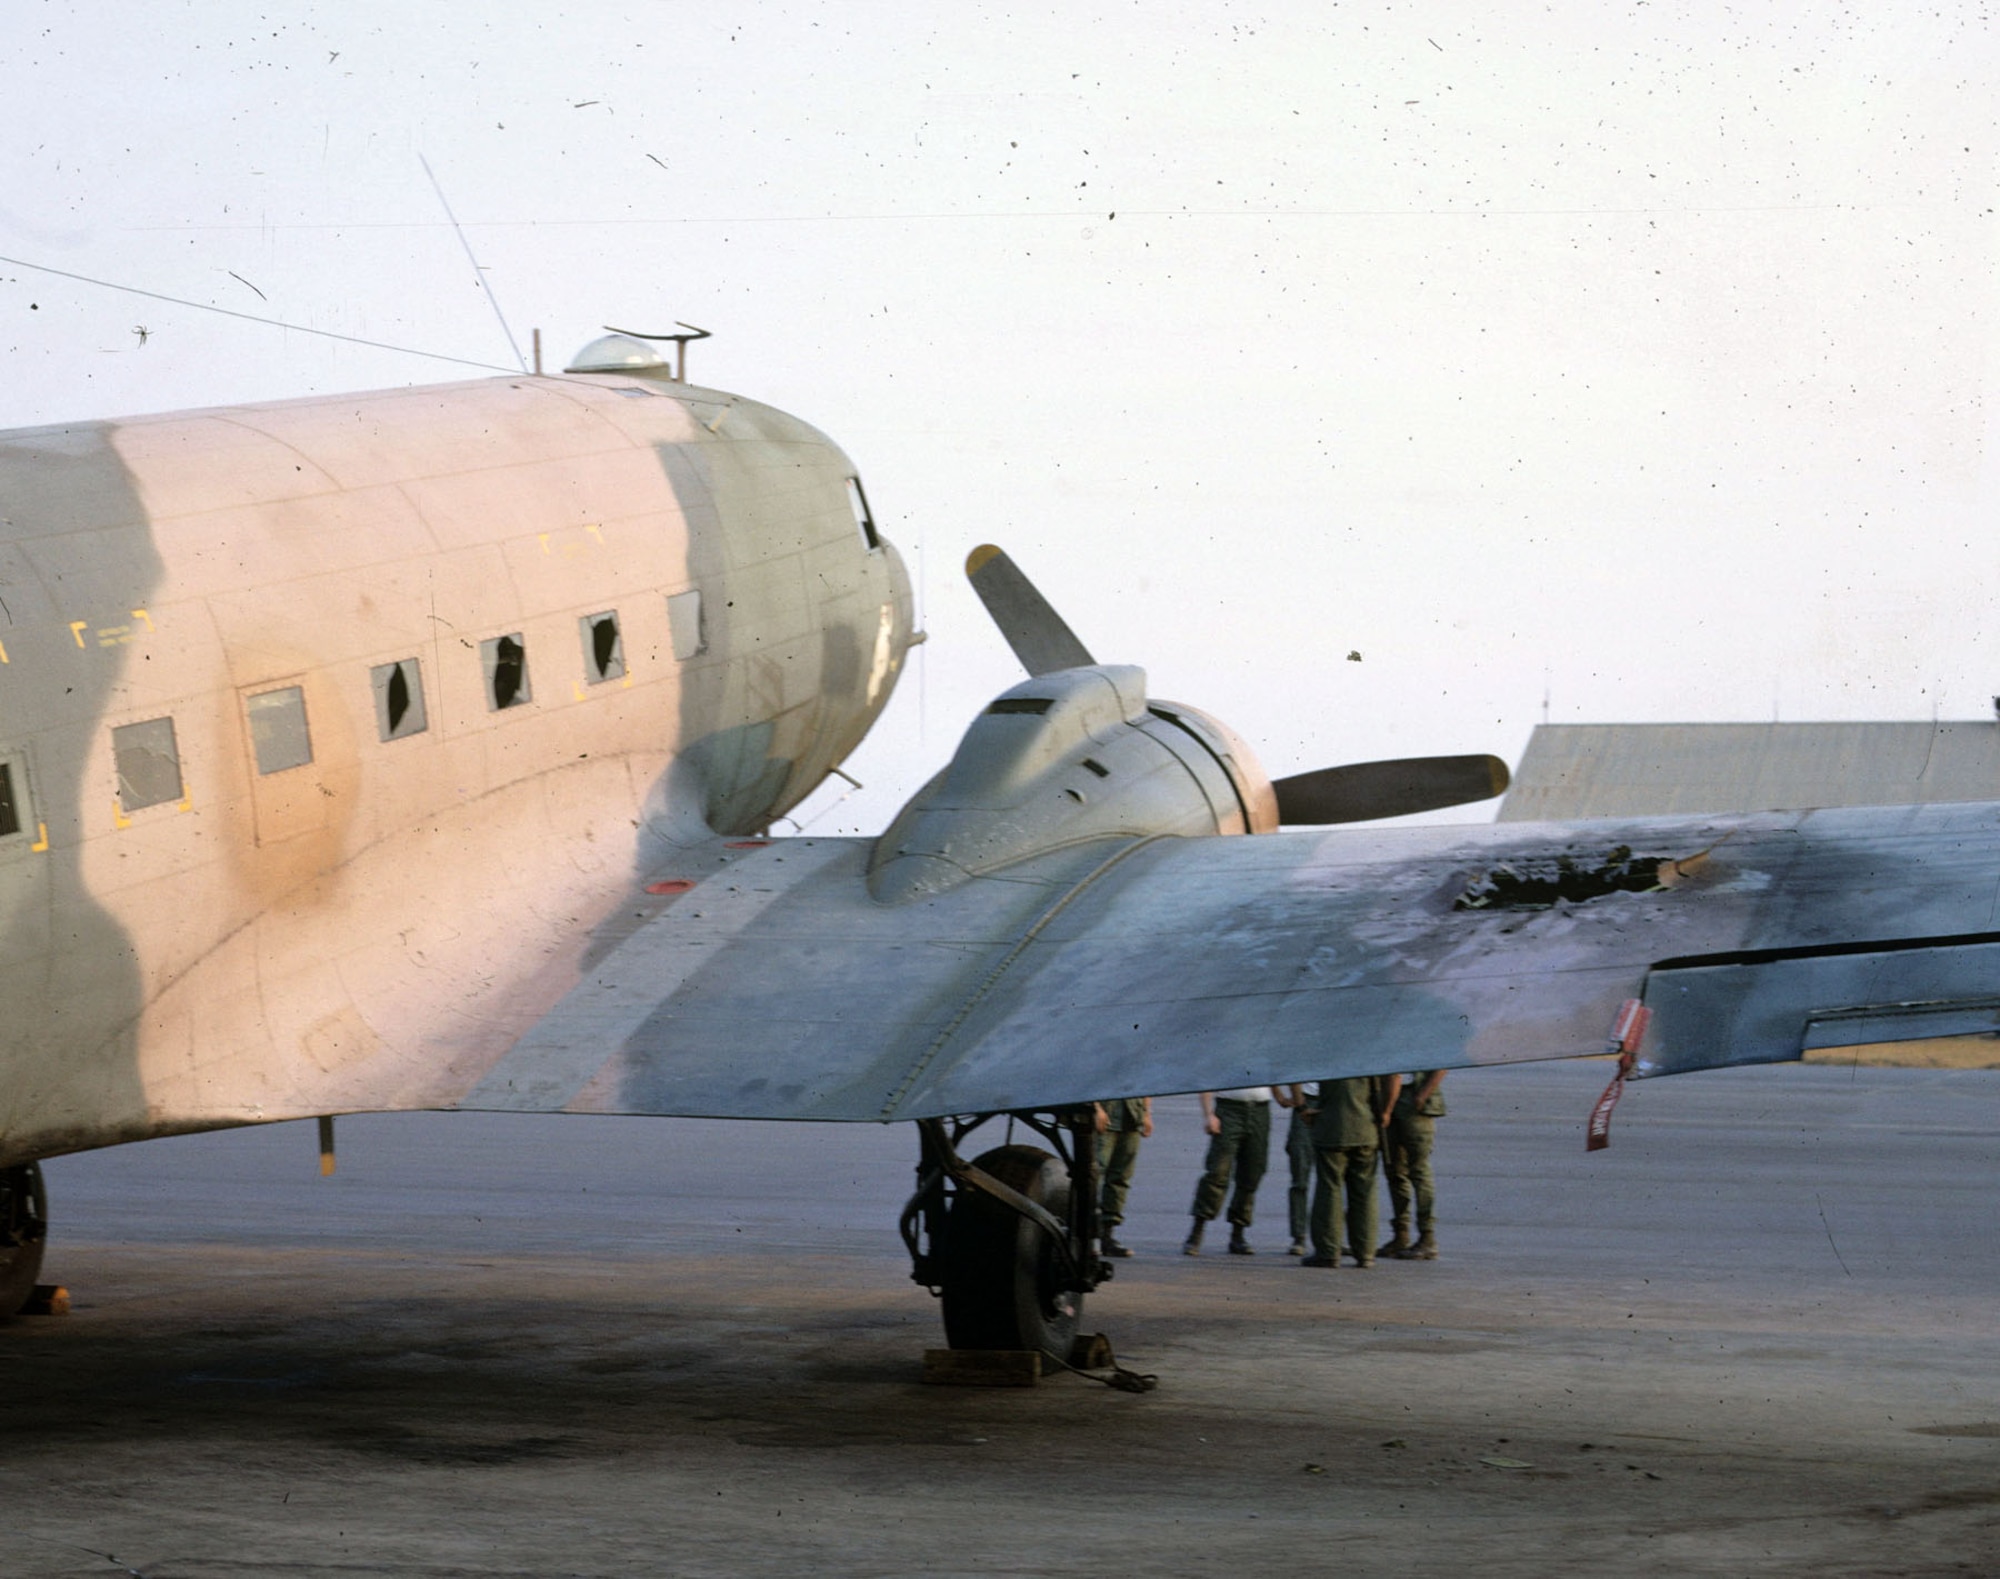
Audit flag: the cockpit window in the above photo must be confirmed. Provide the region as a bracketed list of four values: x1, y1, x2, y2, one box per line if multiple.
[846, 477, 880, 551]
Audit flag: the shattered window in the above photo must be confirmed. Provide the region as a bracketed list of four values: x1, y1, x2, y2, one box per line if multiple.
[246, 686, 313, 775]
[371, 658, 428, 742]
[580, 611, 625, 684]
[0, 761, 19, 838]
[482, 633, 531, 711]
[113, 717, 183, 813]
[667, 589, 706, 661]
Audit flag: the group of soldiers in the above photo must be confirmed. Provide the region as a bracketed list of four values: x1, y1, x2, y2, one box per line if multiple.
[1092, 1073, 1446, 1267]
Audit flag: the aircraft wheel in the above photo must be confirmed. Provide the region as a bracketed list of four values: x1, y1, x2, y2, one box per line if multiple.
[939, 1144, 1081, 1364]
[0, 1164, 47, 1317]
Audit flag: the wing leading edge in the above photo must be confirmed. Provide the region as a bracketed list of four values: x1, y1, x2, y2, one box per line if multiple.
[458, 800, 2000, 1121]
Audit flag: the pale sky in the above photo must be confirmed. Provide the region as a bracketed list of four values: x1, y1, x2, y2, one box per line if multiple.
[5, 2, 1998, 834]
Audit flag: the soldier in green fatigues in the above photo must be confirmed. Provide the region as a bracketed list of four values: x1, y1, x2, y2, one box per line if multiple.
[1093, 1097, 1152, 1258]
[1378, 1070, 1445, 1260]
[1301, 1074, 1400, 1268]
[1183, 1087, 1273, 1255]
[1276, 1082, 1319, 1255]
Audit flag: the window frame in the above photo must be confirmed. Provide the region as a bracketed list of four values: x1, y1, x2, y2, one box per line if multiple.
[579, 611, 627, 686]
[480, 632, 532, 712]
[111, 715, 187, 817]
[370, 657, 429, 742]
[244, 684, 315, 777]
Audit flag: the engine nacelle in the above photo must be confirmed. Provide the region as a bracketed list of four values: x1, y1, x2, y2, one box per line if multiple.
[868, 665, 1277, 903]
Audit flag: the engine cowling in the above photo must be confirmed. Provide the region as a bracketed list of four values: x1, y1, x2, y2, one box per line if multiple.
[868, 665, 1276, 904]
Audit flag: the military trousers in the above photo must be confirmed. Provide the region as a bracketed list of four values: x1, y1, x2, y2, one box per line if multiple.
[1310, 1143, 1379, 1263]
[1190, 1099, 1271, 1226]
[1382, 1108, 1436, 1236]
[1095, 1128, 1143, 1229]
[1285, 1108, 1316, 1244]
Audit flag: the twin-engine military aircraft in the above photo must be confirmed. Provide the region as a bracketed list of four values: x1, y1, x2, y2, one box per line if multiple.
[6, 331, 2000, 1360]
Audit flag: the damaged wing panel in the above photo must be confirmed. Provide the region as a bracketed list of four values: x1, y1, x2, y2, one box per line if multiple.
[457, 801, 2000, 1120]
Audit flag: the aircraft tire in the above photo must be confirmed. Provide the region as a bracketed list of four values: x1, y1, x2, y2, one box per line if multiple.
[0, 1164, 47, 1317]
[938, 1144, 1081, 1365]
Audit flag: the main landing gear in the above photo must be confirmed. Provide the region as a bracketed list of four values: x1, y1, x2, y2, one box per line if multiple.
[0, 1164, 48, 1317]
[900, 1110, 1109, 1365]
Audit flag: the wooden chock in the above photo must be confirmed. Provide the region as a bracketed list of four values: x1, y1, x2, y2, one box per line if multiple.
[921, 1349, 1041, 1387]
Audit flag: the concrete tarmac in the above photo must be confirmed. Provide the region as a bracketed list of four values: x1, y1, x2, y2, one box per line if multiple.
[4, 1060, 1999, 1577]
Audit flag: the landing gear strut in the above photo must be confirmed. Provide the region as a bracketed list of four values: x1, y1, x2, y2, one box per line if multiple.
[900, 1110, 1108, 1364]
[0, 1164, 48, 1317]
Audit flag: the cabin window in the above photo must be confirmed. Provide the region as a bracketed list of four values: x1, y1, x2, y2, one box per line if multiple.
[246, 686, 313, 775]
[667, 589, 706, 660]
[481, 633, 531, 710]
[371, 658, 428, 742]
[0, 761, 19, 838]
[113, 717, 184, 813]
[580, 611, 626, 684]
[846, 476, 880, 551]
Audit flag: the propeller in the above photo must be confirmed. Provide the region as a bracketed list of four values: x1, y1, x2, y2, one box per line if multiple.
[964, 543, 1513, 824]
[1271, 755, 1510, 826]
[965, 545, 1094, 676]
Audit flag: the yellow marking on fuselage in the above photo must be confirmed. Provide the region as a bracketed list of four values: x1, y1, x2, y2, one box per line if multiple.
[111, 797, 130, 830]
[69, 610, 155, 648]
[0, 637, 8, 663]
[538, 528, 603, 560]
[30, 821, 47, 853]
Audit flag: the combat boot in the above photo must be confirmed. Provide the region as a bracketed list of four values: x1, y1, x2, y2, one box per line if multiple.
[1408, 1231, 1438, 1260]
[1377, 1228, 1411, 1259]
[1182, 1219, 1206, 1256]
[1101, 1233, 1133, 1258]
[1228, 1224, 1254, 1255]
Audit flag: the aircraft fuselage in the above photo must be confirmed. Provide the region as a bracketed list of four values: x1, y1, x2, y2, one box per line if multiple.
[0, 371, 912, 1168]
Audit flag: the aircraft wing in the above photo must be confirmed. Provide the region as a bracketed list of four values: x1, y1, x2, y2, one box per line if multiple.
[459, 800, 2000, 1121]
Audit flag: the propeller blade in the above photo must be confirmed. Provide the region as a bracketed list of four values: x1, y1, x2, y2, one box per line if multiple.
[965, 544, 1095, 676]
[1272, 754, 1511, 825]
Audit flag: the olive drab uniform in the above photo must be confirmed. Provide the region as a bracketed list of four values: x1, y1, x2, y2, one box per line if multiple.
[1381, 1070, 1446, 1259]
[1282, 1082, 1319, 1254]
[1185, 1087, 1273, 1254]
[1094, 1097, 1150, 1255]
[1305, 1074, 1396, 1267]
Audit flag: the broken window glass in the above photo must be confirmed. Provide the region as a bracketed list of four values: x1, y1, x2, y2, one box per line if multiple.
[0, 762, 18, 838]
[246, 686, 313, 775]
[370, 658, 428, 742]
[113, 717, 183, 813]
[846, 477, 880, 550]
[667, 590, 706, 661]
[482, 634, 530, 710]
[580, 612, 625, 684]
